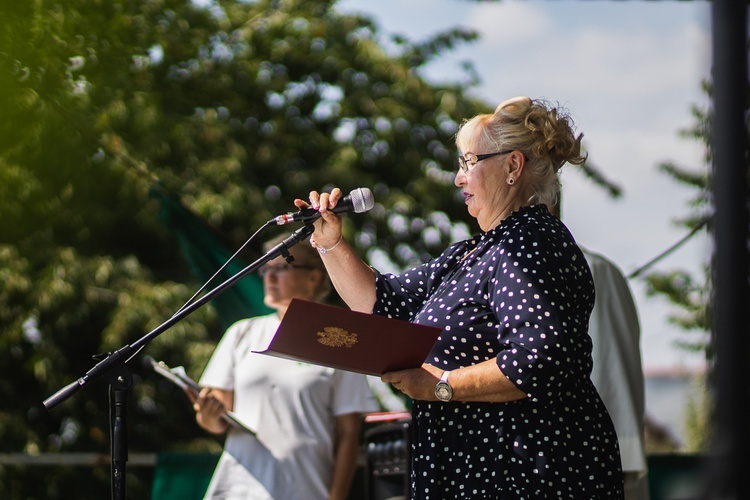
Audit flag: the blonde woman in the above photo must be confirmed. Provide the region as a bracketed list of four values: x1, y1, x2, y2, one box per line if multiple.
[298, 97, 624, 498]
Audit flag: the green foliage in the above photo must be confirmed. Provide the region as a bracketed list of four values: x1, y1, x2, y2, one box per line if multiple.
[643, 93, 713, 344]
[642, 97, 714, 454]
[683, 376, 711, 454]
[0, 0, 491, 496]
[644, 269, 711, 353]
[0, 0, 689, 493]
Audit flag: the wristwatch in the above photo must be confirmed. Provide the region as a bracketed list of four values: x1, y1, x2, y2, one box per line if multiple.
[434, 370, 453, 402]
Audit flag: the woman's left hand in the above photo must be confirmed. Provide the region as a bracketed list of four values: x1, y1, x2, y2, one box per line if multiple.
[382, 364, 444, 401]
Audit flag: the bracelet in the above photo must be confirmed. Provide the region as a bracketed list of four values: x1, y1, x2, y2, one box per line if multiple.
[316, 234, 343, 254]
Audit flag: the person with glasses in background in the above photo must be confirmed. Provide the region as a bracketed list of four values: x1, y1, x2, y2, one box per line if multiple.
[190, 232, 378, 499]
[296, 97, 624, 498]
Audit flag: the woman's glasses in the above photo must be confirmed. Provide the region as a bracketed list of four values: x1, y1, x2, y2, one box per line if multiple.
[457, 150, 515, 173]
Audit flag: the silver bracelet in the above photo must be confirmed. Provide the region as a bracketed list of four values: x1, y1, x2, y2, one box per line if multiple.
[317, 234, 343, 254]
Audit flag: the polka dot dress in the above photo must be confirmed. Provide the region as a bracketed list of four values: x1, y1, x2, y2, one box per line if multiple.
[373, 205, 623, 499]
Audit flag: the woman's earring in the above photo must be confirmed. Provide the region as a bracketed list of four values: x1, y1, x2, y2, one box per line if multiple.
[507, 177, 515, 185]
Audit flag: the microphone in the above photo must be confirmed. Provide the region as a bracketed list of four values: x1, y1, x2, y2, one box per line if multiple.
[272, 187, 375, 225]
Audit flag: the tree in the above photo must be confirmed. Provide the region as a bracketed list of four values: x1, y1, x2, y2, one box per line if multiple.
[643, 74, 750, 453]
[644, 89, 713, 357]
[0, 0, 488, 497]
[1, 1, 626, 496]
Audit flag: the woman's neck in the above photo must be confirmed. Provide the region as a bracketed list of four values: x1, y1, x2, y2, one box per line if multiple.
[483, 199, 526, 231]
[274, 307, 287, 320]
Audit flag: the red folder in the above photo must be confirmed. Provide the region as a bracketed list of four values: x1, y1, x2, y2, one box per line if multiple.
[254, 298, 442, 376]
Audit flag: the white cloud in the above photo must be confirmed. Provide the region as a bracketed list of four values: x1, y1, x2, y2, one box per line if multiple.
[465, 2, 554, 45]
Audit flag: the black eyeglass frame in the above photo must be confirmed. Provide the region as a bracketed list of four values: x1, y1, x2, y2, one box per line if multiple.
[457, 149, 515, 173]
[258, 263, 318, 277]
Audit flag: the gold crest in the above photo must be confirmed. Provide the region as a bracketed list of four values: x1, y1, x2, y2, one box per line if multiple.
[316, 326, 357, 348]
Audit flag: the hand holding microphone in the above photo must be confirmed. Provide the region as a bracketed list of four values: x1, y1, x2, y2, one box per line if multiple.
[286, 187, 371, 253]
[275, 187, 374, 225]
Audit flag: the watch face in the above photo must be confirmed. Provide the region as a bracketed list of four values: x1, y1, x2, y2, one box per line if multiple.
[436, 383, 452, 402]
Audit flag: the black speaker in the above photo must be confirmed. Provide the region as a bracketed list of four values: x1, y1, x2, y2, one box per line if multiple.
[364, 421, 411, 500]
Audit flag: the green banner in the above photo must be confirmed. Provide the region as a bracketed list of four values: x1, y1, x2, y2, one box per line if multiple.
[152, 188, 272, 330]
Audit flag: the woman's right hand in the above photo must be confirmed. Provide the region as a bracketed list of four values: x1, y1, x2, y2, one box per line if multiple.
[193, 387, 229, 434]
[294, 186, 378, 313]
[294, 188, 344, 250]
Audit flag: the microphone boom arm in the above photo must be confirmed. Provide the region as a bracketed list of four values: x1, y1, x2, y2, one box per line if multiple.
[43, 223, 315, 410]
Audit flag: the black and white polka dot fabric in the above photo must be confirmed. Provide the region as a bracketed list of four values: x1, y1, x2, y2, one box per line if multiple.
[373, 205, 623, 499]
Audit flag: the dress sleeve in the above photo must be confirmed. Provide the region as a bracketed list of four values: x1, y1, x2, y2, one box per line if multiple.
[489, 226, 594, 403]
[373, 241, 468, 321]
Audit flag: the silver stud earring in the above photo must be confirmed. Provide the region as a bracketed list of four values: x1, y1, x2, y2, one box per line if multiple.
[507, 177, 515, 185]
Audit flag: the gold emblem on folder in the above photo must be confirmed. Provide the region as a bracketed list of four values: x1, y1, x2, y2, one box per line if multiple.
[316, 327, 358, 348]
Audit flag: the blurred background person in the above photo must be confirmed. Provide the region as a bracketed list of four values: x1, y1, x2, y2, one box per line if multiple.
[190, 233, 379, 500]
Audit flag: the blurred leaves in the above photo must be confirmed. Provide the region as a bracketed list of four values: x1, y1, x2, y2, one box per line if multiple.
[0, 0, 637, 495]
[643, 85, 715, 350]
[0, 0, 487, 496]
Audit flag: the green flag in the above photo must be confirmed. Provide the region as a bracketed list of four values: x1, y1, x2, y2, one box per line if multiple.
[151, 188, 272, 330]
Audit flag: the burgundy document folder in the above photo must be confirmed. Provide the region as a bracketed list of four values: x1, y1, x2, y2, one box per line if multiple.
[254, 298, 442, 376]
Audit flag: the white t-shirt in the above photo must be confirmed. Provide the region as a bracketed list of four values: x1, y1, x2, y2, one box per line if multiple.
[199, 314, 379, 499]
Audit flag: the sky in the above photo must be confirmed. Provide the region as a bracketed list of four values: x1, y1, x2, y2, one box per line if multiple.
[336, 0, 713, 373]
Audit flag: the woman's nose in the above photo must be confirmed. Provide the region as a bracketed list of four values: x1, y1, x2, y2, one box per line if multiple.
[454, 169, 466, 187]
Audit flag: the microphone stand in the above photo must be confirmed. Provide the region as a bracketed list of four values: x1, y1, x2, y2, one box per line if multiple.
[43, 223, 315, 499]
